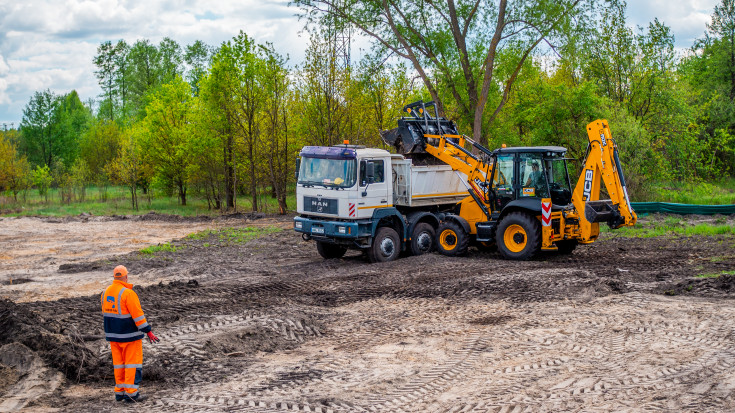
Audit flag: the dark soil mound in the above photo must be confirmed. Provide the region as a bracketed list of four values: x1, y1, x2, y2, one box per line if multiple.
[0, 299, 106, 382]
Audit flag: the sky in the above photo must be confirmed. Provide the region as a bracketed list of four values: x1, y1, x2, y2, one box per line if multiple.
[0, 0, 722, 127]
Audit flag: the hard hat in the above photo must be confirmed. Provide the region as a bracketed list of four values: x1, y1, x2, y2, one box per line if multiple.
[113, 265, 128, 278]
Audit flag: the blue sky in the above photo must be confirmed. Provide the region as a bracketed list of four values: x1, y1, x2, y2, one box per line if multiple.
[0, 0, 721, 127]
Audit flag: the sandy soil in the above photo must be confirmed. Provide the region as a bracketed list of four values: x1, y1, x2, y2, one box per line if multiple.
[0, 214, 286, 302]
[1, 214, 734, 412]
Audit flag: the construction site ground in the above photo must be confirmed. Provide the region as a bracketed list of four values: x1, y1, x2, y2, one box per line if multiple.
[1, 213, 735, 412]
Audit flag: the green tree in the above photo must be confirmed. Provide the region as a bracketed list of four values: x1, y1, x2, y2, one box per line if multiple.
[185, 40, 211, 96]
[140, 76, 194, 205]
[206, 32, 265, 211]
[294, 0, 585, 145]
[679, 0, 735, 177]
[20, 90, 59, 167]
[159, 37, 184, 84]
[107, 126, 146, 210]
[31, 164, 53, 203]
[0, 136, 31, 201]
[78, 119, 123, 199]
[94, 41, 118, 120]
[296, 31, 351, 147]
[128, 39, 161, 118]
[114, 40, 131, 122]
[261, 44, 292, 214]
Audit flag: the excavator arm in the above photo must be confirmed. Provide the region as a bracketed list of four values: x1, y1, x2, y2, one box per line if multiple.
[572, 120, 637, 243]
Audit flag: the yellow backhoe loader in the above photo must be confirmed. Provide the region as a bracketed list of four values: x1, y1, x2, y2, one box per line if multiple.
[380, 100, 637, 260]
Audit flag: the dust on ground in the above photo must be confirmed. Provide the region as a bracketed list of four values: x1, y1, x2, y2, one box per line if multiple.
[0, 213, 734, 412]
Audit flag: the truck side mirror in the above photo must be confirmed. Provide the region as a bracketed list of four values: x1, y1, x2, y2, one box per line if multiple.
[366, 161, 375, 184]
[294, 158, 301, 181]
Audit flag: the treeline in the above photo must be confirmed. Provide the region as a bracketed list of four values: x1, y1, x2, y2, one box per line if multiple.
[1, 0, 734, 211]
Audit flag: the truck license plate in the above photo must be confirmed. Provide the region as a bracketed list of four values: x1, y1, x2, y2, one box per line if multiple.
[312, 227, 325, 234]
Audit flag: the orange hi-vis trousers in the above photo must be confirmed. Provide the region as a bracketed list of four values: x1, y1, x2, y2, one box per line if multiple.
[110, 340, 142, 400]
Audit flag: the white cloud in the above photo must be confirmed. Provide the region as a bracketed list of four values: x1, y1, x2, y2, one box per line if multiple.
[0, 0, 312, 124]
[627, 0, 719, 47]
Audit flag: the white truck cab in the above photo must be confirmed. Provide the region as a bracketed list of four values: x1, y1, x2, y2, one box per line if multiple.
[294, 144, 467, 262]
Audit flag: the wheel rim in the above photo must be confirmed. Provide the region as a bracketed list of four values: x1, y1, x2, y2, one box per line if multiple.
[439, 229, 457, 251]
[416, 231, 432, 252]
[504, 224, 527, 253]
[380, 237, 395, 257]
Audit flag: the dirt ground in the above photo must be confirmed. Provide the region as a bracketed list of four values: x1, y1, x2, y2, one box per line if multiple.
[1, 213, 735, 412]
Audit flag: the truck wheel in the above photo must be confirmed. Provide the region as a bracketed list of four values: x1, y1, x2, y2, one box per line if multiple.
[497, 212, 540, 260]
[368, 227, 400, 263]
[436, 221, 469, 256]
[556, 239, 578, 255]
[316, 241, 347, 259]
[410, 223, 436, 256]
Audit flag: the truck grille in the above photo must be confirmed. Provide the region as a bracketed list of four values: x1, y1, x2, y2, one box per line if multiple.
[304, 197, 338, 214]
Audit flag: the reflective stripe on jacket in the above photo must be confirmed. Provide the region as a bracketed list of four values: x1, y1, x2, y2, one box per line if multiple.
[101, 280, 151, 342]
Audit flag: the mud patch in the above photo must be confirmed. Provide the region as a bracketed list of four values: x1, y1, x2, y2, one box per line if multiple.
[0, 364, 19, 396]
[469, 315, 513, 325]
[0, 299, 105, 382]
[0, 278, 33, 286]
[665, 274, 735, 297]
[0, 343, 65, 412]
[203, 328, 298, 356]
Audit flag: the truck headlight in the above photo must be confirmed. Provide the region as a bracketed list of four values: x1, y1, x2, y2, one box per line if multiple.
[338, 226, 346, 234]
[295, 221, 303, 229]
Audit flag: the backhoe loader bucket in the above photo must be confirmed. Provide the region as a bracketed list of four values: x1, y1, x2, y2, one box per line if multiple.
[585, 200, 624, 227]
[380, 100, 459, 155]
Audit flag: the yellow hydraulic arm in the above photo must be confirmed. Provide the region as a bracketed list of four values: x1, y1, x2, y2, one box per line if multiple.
[572, 120, 637, 243]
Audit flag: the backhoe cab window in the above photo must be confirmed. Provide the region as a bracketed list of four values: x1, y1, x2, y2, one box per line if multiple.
[492, 155, 514, 190]
[520, 154, 548, 197]
[298, 157, 357, 188]
[546, 158, 573, 204]
[360, 160, 384, 186]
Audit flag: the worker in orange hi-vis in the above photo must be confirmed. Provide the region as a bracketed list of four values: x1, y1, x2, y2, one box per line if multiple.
[101, 265, 160, 403]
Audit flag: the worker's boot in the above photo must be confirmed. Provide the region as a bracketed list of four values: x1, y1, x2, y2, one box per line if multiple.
[125, 393, 148, 403]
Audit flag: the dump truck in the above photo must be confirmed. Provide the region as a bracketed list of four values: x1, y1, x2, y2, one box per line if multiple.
[294, 100, 637, 262]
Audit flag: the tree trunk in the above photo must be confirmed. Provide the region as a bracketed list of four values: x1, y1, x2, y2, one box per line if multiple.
[225, 129, 235, 209]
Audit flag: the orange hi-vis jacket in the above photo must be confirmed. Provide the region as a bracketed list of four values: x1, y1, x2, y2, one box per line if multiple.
[101, 280, 151, 342]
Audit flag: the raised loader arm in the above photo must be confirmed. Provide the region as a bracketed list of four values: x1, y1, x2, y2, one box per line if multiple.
[572, 120, 637, 243]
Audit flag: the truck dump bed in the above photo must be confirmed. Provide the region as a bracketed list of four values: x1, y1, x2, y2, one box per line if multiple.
[392, 158, 468, 207]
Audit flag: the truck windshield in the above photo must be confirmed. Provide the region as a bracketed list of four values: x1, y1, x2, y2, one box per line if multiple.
[298, 157, 357, 188]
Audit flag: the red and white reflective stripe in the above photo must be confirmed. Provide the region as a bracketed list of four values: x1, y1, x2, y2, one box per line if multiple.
[349, 203, 356, 217]
[541, 200, 552, 227]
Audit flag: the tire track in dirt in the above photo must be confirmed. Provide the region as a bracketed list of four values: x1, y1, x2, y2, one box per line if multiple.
[5, 217, 735, 412]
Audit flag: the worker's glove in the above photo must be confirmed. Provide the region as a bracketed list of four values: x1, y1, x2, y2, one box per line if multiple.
[146, 331, 160, 344]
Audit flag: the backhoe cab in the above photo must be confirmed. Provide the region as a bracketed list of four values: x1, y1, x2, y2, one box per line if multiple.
[381, 100, 637, 260]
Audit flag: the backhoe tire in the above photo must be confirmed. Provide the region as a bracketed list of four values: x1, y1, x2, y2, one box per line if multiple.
[316, 241, 347, 259]
[436, 221, 469, 257]
[497, 212, 540, 260]
[556, 239, 578, 255]
[368, 227, 400, 263]
[410, 222, 436, 256]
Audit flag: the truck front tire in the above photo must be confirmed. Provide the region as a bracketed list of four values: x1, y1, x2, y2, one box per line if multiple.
[368, 227, 400, 263]
[316, 241, 347, 259]
[497, 212, 540, 260]
[410, 222, 436, 256]
[436, 221, 469, 256]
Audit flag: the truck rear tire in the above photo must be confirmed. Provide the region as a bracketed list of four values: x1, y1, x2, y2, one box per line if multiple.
[410, 222, 435, 256]
[368, 227, 400, 263]
[497, 212, 540, 260]
[436, 221, 469, 256]
[316, 241, 347, 259]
